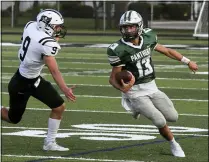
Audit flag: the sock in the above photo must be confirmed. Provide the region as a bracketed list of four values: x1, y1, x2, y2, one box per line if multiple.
[169, 137, 177, 144]
[0, 105, 5, 109]
[46, 118, 61, 143]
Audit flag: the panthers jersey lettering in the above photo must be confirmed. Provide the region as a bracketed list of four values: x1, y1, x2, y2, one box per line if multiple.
[107, 28, 157, 84]
[18, 21, 61, 79]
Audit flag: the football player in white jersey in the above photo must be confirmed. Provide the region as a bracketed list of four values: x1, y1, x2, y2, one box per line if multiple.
[107, 10, 198, 157]
[1, 9, 75, 151]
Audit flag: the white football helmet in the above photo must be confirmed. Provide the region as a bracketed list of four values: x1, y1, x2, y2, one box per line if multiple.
[36, 9, 67, 38]
[119, 10, 143, 41]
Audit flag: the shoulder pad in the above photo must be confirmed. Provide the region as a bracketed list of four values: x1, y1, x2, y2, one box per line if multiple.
[24, 21, 35, 29]
[143, 28, 157, 39]
[142, 28, 158, 48]
[143, 28, 153, 33]
[43, 41, 61, 49]
[108, 43, 119, 51]
[38, 37, 61, 49]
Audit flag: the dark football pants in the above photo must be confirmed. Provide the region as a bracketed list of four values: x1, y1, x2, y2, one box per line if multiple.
[8, 69, 64, 124]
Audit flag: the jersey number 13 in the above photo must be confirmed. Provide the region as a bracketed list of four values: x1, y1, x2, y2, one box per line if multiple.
[136, 56, 154, 77]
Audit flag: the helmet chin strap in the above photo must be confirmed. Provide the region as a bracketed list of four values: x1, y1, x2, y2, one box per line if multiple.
[123, 35, 141, 47]
[120, 24, 141, 42]
[123, 36, 137, 42]
[122, 32, 139, 42]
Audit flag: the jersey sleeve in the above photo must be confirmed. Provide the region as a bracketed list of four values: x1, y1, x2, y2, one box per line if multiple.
[42, 41, 61, 56]
[143, 28, 158, 50]
[107, 43, 123, 67]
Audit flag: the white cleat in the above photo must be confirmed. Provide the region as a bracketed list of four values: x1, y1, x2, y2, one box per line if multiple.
[43, 140, 69, 151]
[170, 142, 185, 157]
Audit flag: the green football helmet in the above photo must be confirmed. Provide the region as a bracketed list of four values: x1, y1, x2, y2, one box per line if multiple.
[119, 10, 143, 41]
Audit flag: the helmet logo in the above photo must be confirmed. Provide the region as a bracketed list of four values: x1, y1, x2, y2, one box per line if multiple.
[39, 15, 52, 25]
[37, 9, 67, 38]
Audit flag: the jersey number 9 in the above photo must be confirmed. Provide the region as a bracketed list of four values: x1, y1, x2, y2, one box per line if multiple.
[20, 36, 31, 61]
[51, 47, 58, 55]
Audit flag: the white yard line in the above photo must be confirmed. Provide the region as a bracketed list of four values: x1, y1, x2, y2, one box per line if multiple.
[26, 108, 209, 117]
[1, 73, 208, 81]
[2, 125, 208, 138]
[1, 92, 208, 102]
[74, 95, 208, 102]
[2, 61, 208, 67]
[2, 42, 209, 49]
[1, 67, 208, 74]
[195, 72, 208, 75]
[2, 126, 209, 136]
[2, 155, 143, 162]
[21, 108, 209, 117]
[1, 81, 207, 90]
[2, 60, 108, 65]
[2, 126, 208, 137]
[41, 56, 209, 59]
[1, 107, 208, 117]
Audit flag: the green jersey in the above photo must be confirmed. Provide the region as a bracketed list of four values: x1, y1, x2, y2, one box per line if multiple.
[107, 28, 157, 84]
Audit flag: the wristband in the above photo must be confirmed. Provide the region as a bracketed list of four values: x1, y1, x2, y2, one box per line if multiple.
[181, 56, 190, 64]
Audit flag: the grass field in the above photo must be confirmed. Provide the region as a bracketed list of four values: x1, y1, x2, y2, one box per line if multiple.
[1, 34, 208, 162]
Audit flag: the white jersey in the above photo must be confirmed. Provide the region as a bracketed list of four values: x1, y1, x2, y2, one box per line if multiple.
[18, 21, 61, 79]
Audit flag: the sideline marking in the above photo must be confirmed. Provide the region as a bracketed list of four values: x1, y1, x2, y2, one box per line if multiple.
[2, 155, 143, 162]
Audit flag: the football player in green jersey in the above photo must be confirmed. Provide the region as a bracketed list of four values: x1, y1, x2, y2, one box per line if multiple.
[107, 10, 198, 157]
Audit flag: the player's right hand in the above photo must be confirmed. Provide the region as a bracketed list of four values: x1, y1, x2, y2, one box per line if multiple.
[63, 85, 76, 102]
[188, 61, 198, 73]
[120, 75, 135, 93]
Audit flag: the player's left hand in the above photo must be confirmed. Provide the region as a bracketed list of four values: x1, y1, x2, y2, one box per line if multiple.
[188, 61, 198, 73]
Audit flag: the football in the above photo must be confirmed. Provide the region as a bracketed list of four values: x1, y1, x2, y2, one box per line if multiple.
[115, 70, 133, 84]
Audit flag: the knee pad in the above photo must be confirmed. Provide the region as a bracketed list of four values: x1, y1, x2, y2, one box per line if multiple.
[167, 113, 178, 122]
[153, 117, 166, 128]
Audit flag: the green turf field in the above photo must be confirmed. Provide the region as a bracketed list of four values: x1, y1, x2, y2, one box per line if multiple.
[1, 35, 208, 162]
